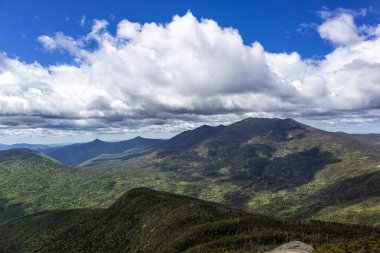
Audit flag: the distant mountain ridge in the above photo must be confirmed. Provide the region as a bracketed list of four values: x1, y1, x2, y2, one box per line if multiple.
[336, 132, 380, 147]
[42, 136, 164, 165]
[0, 143, 49, 151]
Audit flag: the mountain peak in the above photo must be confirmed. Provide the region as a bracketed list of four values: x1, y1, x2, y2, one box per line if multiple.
[224, 117, 305, 139]
[239, 117, 299, 124]
[160, 117, 307, 152]
[241, 117, 305, 130]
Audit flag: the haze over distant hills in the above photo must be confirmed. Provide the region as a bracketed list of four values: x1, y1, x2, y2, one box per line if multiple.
[0, 142, 74, 151]
[0, 143, 49, 151]
[41, 137, 164, 165]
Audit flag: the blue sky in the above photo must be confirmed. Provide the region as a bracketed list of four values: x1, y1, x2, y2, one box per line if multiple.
[0, 0, 380, 143]
[2, 0, 379, 64]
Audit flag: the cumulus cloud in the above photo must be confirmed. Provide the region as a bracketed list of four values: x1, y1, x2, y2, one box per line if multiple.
[316, 8, 379, 46]
[0, 11, 380, 139]
[318, 13, 362, 46]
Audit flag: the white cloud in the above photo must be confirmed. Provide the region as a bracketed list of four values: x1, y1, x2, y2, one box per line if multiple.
[317, 7, 367, 20]
[117, 20, 141, 39]
[316, 8, 379, 46]
[38, 32, 87, 58]
[318, 13, 362, 46]
[87, 19, 109, 41]
[37, 35, 57, 50]
[80, 15, 86, 26]
[1, 11, 380, 138]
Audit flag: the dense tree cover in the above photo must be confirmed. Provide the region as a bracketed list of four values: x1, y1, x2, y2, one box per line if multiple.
[1, 188, 379, 253]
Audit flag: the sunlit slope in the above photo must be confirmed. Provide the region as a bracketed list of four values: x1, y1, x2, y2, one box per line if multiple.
[0, 148, 173, 222]
[0, 149, 74, 221]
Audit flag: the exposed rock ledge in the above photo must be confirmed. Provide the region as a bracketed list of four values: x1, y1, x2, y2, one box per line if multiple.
[267, 241, 314, 253]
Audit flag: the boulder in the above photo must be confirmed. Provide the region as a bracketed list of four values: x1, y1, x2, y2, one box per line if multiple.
[267, 241, 314, 253]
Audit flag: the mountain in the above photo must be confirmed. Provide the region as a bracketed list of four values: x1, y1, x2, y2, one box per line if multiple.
[42, 136, 164, 165]
[0, 149, 70, 221]
[0, 146, 169, 223]
[86, 118, 380, 226]
[1, 188, 379, 253]
[1, 118, 379, 228]
[0, 143, 49, 151]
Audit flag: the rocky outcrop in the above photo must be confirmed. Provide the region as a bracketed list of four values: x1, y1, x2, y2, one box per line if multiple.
[267, 241, 314, 253]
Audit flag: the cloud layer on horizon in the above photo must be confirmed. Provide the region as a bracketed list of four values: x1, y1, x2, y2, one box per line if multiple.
[0, 10, 380, 139]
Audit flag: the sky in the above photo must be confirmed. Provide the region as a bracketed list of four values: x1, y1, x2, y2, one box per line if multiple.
[0, 0, 380, 144]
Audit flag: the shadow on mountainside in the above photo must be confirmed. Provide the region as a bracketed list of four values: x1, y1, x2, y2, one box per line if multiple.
[258, 147, 341, 190]
[220, 147, 340, 191]
[223, 147, 340, 208]
[294, 171, 380, 219]
[0, 197, 29, 223]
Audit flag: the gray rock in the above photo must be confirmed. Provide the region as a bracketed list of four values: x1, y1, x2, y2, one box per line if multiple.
[266, 241, 314, 253]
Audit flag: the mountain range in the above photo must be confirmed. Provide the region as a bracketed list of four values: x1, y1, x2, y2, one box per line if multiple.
[0, 118, 379, 236]
[0, 143, 49, 151]
[41, 136, 163, 165]
[76, 118, 380, 226]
